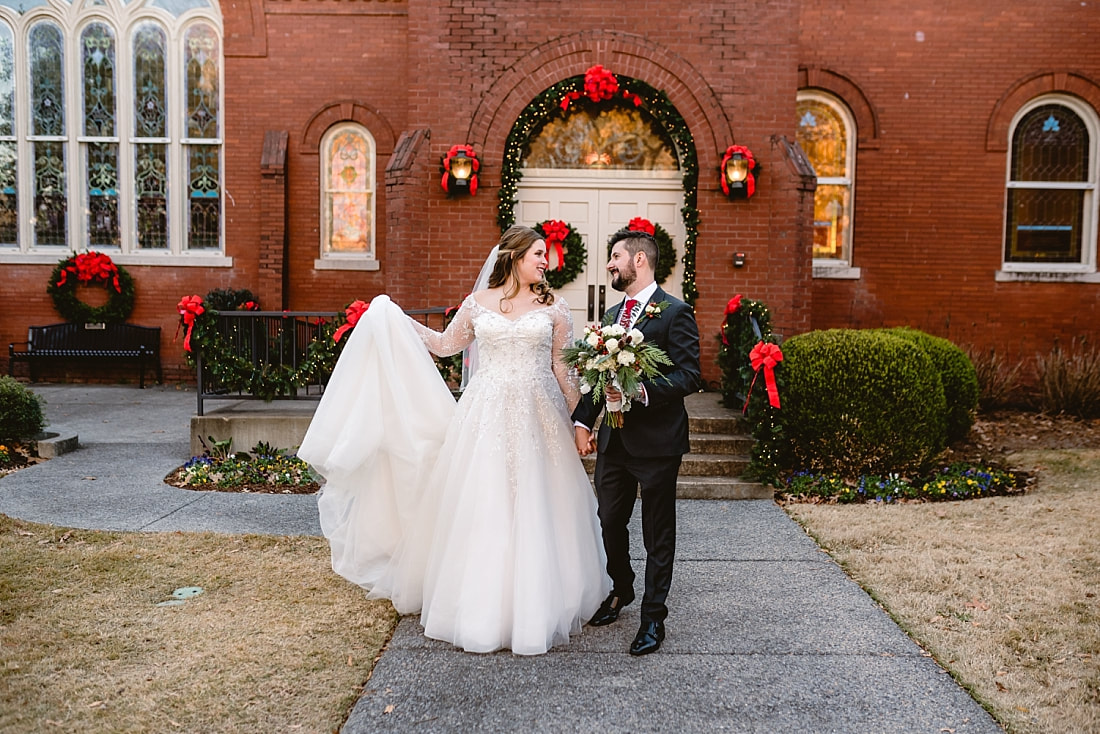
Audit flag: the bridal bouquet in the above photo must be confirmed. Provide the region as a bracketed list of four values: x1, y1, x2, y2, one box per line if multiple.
[563, 324, 673, 427]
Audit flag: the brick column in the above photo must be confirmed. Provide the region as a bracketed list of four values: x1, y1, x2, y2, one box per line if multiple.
[259, 130, 289, 310]
[384, 128, 431, 306]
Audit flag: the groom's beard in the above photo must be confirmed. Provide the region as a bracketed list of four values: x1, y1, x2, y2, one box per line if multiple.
[610, 265, 636, 292]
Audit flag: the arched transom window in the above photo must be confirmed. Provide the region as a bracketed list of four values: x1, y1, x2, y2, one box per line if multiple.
[1003, 96, 1099, 272]
[797, 90, 857, 275]
[0, 0, 225, 264]
[523, 100, 678, 171]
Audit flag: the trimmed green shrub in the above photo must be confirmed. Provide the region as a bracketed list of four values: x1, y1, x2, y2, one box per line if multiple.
[882, 327, 979, 443]
[0, 377, 46, 441]
[777, 329, 947, 478]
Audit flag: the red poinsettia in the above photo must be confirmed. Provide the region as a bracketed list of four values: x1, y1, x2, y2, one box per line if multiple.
[627, 217, 656, 236]
[56, 251, 122, 293]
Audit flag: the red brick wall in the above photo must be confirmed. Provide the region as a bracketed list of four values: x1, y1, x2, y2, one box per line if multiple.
[800, 2, 1100, 363]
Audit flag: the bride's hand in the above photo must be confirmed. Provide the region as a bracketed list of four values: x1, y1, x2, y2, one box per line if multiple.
[574, 426, 595, 456]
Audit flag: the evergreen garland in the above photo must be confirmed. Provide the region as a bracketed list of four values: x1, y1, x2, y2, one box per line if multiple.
[497, 74, 700, 306]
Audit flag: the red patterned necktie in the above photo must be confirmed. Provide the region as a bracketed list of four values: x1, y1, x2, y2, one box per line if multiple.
[618, 299, 638, 328]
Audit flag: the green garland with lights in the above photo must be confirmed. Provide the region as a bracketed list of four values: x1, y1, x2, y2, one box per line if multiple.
[498, 74, 700, 306]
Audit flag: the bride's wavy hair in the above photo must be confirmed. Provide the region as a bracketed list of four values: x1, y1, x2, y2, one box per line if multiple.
[488, 225, 555, 308]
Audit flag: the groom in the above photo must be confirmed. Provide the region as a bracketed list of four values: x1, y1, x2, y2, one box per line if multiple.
[573, 229, 701, 656]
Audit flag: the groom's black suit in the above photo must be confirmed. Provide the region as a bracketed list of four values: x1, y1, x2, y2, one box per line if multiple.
[571, 286, 701, 624]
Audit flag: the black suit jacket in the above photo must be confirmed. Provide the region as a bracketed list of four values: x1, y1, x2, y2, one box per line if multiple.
[571, 286, 702, 457]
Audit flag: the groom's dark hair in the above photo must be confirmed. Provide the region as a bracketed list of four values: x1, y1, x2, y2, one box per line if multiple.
[608, 230, 659, 270]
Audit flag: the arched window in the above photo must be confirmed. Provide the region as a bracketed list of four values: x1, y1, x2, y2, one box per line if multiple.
[796, 91, 858, 276]
[1003, 96, 1098, 272]
[0, 0, 225, 264]
[319, 123, 376, 266]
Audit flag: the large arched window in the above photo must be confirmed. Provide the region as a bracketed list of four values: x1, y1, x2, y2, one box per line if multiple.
[318, 123, 377, 269]
[1003, 95, 1098, 273]
[0, 0, 225, 265]
[797, 90, 858, 277]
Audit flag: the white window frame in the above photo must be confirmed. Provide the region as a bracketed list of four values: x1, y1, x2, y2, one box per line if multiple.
[798, 90, 860, 280]
[0, 0, 229, 267]
[315, 122, 379, 271]
[997, 94, 1100, 283]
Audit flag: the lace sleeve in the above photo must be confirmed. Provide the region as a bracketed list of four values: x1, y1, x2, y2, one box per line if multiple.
[408, 296, 476, 357]
[551, 298, 581, 411]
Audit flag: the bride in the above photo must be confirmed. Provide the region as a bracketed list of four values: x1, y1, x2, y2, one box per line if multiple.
[298, 225, 610, 655]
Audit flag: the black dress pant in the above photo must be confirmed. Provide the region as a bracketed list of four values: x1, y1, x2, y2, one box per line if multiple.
[594, 429, 681, 623]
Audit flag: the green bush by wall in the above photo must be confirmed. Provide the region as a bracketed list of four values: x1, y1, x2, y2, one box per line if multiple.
[777, 329, 947, 478]
[881, 327, 979, 443]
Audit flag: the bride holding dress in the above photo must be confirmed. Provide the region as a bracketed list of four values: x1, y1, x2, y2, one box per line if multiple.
[298, 225, 610, 655]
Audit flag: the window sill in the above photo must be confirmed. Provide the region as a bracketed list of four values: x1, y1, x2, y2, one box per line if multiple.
[0, 252, 233, 267]
[812, 265, 861, 280]
[314, 258, 380, 271]
[995, 270, 1100, 283]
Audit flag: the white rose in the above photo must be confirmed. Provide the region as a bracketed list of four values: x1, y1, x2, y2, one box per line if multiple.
[617, 351, 636, 366]
[605, 338, 619, 353]
[629, 328, 644, 344]
[586, 332, 600, 347]
[604, 324, 625, 338]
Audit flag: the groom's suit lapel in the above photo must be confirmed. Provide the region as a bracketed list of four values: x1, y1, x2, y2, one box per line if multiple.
[633, 287, 667, 335]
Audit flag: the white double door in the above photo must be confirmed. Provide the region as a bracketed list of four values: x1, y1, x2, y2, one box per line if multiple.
[514, 172, 686, 338]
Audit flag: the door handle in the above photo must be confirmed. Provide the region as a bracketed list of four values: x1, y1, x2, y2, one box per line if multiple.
[587, 285, 595, 322]
[598, 285, 606, 316]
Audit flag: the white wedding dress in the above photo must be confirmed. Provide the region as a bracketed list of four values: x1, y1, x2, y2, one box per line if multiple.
[298, 294, 609, 655]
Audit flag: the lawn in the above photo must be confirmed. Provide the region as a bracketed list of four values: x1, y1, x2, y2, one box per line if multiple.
[0, 518, 396, 733]
[786, 447, 1100, 734]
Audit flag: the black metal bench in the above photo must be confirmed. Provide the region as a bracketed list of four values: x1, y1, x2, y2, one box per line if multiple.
[8, 323, 162, 388]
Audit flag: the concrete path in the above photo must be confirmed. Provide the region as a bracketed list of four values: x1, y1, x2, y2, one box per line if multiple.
[0, 385, 1003, 733]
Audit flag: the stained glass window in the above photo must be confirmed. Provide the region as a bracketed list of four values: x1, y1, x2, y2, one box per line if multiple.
[523, 101, 678, 170]
[797, 92, 855, 264]
[82, 22, 119, 248]
[0, 22, 15, 246]
[30, 21, 66, 246]
[322, 125, 374, 255]
[134, 22, 168, 248]
[1005, 103, 1092, 264]
[1, 2, 222, 256]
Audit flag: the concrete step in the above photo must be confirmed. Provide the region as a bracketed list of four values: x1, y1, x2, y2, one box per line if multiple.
[675, 476, 773, 500]
[583, 452, 751, 478]
[690, 432, 754, 455]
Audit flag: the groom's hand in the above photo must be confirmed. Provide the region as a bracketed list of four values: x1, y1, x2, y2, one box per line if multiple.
[574, 426, 595, 456]
[605, 385, 623, 402]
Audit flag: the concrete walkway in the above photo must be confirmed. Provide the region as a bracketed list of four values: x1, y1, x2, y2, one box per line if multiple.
[0, 385, 1003, 733]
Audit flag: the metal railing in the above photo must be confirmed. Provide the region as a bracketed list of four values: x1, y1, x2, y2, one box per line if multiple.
[194, 307, 450, 415]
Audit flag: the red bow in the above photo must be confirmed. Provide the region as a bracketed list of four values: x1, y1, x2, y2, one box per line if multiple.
[744, 341, 783, 411]
[627, 217, 656, 236]
[333, 300, 369, 343]
[57, 252, 122, 292]
[540, 220, 571, 271]
[176, 295, 205, 352]
[724, 294, 743, 316]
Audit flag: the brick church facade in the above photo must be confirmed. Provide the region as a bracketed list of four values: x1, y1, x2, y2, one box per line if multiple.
[2, 0, 1098, 386]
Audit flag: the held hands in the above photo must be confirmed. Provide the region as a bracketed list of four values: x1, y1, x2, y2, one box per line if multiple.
[574, 425, 596, 457]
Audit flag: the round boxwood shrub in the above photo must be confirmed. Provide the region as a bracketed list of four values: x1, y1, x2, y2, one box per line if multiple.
[778, 329, 947, 478]
[881, 327, 979, 444]
[0, 377, 46, 441]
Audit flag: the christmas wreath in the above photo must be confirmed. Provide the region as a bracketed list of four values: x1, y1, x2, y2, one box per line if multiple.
[615, 217, 677, 285]
[47, 251, 136, 324]
[533, 219, 585, 289]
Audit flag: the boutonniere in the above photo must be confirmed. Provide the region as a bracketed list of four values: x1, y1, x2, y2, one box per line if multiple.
[642, 301, 670, 320]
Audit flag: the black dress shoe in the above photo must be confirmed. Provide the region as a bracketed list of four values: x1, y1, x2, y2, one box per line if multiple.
[629, 620, 665, 656]
[588, 590, 635, 626]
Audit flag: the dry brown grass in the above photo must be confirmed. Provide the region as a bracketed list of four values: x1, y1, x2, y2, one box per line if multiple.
[0, 516, 396, 733]
[785, 448, 1100, 734]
